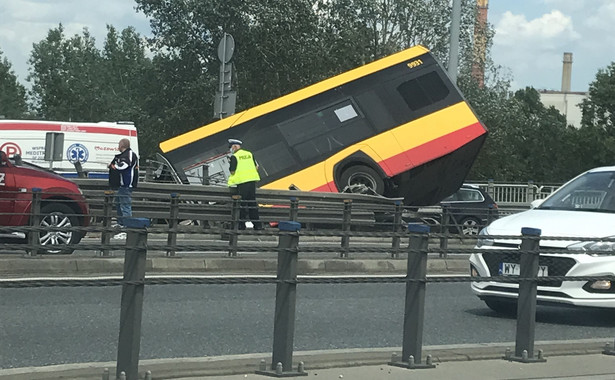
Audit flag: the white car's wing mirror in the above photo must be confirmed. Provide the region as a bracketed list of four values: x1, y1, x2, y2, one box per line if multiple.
[530, 199, 544, 209]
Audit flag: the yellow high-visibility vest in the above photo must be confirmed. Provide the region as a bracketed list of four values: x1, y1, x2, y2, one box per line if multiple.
[228, 149, 260, 186]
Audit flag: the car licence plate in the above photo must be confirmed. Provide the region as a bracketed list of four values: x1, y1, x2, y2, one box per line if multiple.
[499, 262, 548, 276]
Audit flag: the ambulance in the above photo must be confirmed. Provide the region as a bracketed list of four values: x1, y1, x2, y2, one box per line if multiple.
[0, 119, 139, 178]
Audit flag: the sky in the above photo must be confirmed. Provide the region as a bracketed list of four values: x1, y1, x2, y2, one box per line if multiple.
[1, 0, 614, 93]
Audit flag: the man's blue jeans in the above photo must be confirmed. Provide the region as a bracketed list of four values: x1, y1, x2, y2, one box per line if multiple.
[115, 187, 133, 226]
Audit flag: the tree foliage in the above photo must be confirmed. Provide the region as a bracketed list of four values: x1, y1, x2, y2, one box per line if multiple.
[27, 24, 164, 159]
[0, 49, 28, 118]
[460, 75, 582, 183]
[28, 25, 102, 120]
[134, 0, 480, 125]
[20, 1, 615, 186]
[576, 62, 615, 169]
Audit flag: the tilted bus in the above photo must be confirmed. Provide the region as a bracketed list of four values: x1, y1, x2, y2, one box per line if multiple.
[159, 45, 487, 206]
[0, 120, 139, 178]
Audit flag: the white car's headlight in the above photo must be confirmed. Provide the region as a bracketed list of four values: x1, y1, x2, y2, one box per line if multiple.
[476, 228, 493, 248]
[567, 237, 615, 256]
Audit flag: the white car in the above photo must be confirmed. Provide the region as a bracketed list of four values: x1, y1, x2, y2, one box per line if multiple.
[469, 166, 615, 313]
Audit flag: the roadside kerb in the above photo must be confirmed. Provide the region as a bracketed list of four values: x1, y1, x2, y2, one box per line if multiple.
[0, 339, 609, 380]
[0, 256, 467, 277]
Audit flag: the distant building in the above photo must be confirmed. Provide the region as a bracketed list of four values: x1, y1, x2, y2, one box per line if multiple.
[539, 91, 587, 129]
[538, 52, 587, 129]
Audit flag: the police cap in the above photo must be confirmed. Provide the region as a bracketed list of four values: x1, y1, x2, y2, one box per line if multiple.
[228, 138, 242, 147]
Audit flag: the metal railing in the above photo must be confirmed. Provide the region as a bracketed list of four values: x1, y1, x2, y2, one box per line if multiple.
[0, 183, 507, 259]
[470, 180, 561, 206]
[0, 179, 533, 266]
[139, 156, 562, 208]
[5, 184, 615, 380]
[2, 219, 615, 379]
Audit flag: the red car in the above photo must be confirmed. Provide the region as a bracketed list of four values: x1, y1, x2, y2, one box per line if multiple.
[0, 151, 89, 254]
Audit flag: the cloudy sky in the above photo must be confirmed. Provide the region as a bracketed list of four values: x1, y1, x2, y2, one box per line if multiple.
[1, 0, 614, 92]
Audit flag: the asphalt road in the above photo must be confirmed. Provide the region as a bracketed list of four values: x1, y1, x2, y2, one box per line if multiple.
[2, 282, 615, 370]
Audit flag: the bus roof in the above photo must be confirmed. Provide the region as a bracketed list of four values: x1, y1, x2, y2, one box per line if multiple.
[159, 45, 430, 153]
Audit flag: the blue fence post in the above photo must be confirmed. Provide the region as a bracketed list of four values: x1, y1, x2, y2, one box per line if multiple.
[506, 227, 546, 363]
[116, 217, 151, 380]
[256, 221, 307, 377]
[390, 223, 435, 370]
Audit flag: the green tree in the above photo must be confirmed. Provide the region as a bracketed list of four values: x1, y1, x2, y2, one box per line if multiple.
[459, 73, 521, 181]
[135, 0, 488, 124]
[28, 24, 103, 121]
[581, 62, 615, 133]
[99, 25, 163, 159]
[0, 49, 28, 118]
[462, 79, 581, 183]
[511, 87, 581, 182]
[27, 24, 164, 159]
[577, 62, 615, 169]
[100, 26, 152, 116]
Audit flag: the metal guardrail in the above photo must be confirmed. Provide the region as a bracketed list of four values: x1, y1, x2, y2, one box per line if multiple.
[469, 180, 561, 206]
[3, 221, 615, 379]
[0, 182, 509, 259]
[138, 158, 561, 205]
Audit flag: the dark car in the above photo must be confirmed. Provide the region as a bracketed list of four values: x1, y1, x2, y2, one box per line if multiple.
[0, 152, 89, 253]
[411, 184, 498, 235]
[440, 184, 498, 235]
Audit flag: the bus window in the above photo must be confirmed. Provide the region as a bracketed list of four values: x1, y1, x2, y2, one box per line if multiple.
[279, 100, 373, 162]
[333, 104, 359, 122]
[355, 90, 398, 133]
[397, 71, 449, 111]
[254, 141, 297, 177]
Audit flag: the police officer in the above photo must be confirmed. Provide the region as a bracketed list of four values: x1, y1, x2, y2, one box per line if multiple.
[227, 139, 263, 230]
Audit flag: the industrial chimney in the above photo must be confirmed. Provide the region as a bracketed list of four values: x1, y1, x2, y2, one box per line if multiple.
[561, 52, 573, 92]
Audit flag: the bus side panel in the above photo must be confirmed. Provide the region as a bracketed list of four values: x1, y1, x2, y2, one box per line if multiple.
[382, 102, 485, 173]
[392, 133, 487, 206]
[262, 144, 387, 193]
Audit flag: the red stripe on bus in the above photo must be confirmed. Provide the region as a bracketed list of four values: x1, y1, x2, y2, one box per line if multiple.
[312, 182, 336, 192]
[0, 123, 134, 136]
[381, 122, 485, 176]
[311, 123, 485, 192]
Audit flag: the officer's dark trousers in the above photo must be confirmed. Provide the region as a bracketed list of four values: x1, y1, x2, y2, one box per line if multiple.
[236, 181, 261, 229]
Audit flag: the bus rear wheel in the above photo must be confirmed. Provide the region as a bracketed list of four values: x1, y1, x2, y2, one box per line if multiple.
[339, 165, 385, 195]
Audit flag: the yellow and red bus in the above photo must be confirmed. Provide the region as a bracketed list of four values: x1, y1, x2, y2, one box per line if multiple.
[159, 45, 487, 206]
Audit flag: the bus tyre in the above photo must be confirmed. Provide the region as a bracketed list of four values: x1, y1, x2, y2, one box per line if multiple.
[36, 203, 81, 254]
[339, 165, 385, 195]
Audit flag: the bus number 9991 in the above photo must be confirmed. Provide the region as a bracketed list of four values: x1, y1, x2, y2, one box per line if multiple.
[407, 59, 423, 69]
